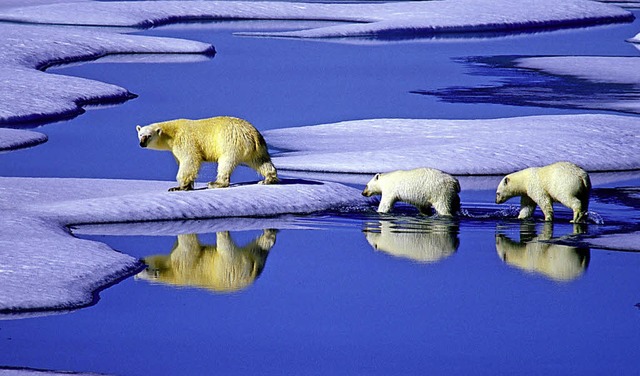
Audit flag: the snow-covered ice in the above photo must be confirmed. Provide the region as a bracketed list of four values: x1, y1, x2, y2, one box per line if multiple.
[0, 0, 633, 148]
[0, 177, 370, 316]
[0, 367, 106, 376]
[517, 56, 640, 85]
[0, 24, 214, 125]
[0, 0, 631, 38]
[577, 232, 640, 252]
[265, 114, 640, 175]
[0, 128, 46, 151]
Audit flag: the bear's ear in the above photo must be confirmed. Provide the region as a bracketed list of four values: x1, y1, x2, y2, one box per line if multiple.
[374, 173, 380, 180]
[156, 128, 162, 136]
[504, 177, 509, 185]
[136, 125, 141, 132]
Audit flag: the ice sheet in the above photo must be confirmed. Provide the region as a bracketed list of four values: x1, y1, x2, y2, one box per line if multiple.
[265, 114, 640, 175]
[0, 0, 631, 37]
[0, 177, 370, 315]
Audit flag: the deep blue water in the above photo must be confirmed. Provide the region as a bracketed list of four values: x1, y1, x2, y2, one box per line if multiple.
[2, 16, 640, 376]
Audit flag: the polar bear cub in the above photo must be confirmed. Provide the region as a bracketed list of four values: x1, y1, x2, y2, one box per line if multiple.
[495, 161, 591, 223]
[362, 168, 461, 216]
[136, 116, 278, 191]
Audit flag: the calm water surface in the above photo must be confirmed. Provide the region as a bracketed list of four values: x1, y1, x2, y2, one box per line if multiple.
[1, 17, 640, 375]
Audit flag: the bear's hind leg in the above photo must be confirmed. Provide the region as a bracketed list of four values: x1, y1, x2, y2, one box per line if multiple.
[209, 156, 237, 189]
[254, 159, 279, 185]
[566, 197, 588, 223]
[432, 200, 453, 217]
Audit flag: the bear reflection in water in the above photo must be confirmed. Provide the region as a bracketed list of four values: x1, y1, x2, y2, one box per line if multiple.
[137, 230, 277, 293]
[496, 222, 590, 282]
[363, 219, 459, 263]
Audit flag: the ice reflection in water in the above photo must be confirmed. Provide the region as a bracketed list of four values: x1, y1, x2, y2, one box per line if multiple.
[496, 222, 590, 282]
[363, 216, 459, 264]
[137, 229, 277, 293]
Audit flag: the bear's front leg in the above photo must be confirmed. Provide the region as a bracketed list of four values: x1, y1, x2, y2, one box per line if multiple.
[172, 152, 200, 192]
[377, 194, 396, 214]
[536, 195, 554, 222]
[169, 184, 193, 192]
[517, 195, 537, 220]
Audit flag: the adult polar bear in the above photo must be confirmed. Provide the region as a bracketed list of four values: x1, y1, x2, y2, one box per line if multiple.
[137, 116, 278, 191]
[496, 161, 591, 223]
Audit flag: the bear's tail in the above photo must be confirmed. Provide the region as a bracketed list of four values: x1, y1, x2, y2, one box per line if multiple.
[582, 173, 592, 193]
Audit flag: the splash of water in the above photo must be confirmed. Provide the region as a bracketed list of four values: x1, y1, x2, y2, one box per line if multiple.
[460, 205, 520, 219]
[586, 211, 604, 225]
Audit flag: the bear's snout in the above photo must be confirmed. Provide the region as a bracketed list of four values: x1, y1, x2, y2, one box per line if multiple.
[362, 188, 371, 197]
[139, 136, 149, 148]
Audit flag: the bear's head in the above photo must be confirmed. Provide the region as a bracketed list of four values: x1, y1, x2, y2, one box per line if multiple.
[136, 124, 165, 150]
[495, 175, 513, 204]
[362, 173, 383, 197]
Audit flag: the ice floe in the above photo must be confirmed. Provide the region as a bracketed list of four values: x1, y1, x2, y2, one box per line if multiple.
[0, 0, 631, 38]
[578, 232, 640, 251]
[0, 177, 370, 316]
[0, 366, 105, 376]
[0, 127, 47, 151]
[265, 114, 640, 176]
[0, 24, 214, 126]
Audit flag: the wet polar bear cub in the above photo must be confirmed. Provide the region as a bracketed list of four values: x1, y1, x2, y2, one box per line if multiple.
[362, 168, 461, 216]
[137, 116, 278, 191]
[495, 161, 591, 223]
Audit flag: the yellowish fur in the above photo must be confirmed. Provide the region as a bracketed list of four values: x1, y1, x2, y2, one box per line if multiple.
[136, 116, 278, 191]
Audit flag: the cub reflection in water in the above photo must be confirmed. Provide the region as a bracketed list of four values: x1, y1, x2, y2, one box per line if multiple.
[496, 222, 590, 282]
[363, 218, 459, 264]
[137, 229, 277, 293]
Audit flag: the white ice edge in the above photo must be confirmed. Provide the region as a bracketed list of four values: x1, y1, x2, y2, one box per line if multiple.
[265, 114, 640, 176]
[0, 177, 370, 316]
